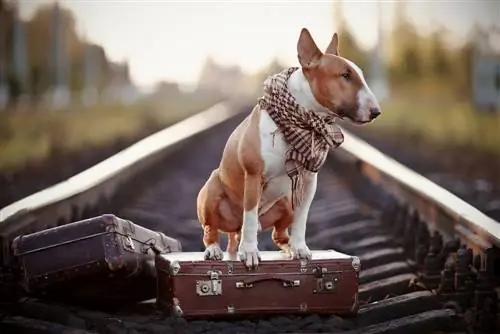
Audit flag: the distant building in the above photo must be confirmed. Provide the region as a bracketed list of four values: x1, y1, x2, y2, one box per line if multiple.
[472, 27, 500, 111]
[196, 58, 246, 98]
[103, 60, 140, 105]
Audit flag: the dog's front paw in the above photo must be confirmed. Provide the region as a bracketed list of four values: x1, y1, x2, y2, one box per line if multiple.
[289, 242, 312, 260]
[238, 242, 261, 269]
[204, 243, 224, 260]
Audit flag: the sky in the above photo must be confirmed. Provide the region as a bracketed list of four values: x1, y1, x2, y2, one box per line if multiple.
[18, 0, 500, 89]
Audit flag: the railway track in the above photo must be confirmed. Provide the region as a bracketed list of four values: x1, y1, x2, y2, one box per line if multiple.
[340, 126, 500, 222]
[0, 101, 499, 334]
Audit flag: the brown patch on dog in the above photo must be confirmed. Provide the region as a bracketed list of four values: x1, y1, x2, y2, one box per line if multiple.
[197, 106, 265, 249]
[226, 232, 240, 253]
[197, 105, 296, 252]
[297, 28, 365, 121]
[264, 197, 293, 251]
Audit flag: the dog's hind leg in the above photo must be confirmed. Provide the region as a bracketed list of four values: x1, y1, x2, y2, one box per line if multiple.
[226, 232, 240, 253]
[260, 198, 293, 252]
[271, 199, 293, 253]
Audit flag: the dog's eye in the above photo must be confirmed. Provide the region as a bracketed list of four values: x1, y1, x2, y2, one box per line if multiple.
[341, 71, 352, 81]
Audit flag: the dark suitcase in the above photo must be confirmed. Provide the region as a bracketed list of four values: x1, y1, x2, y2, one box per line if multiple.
[156, 249, 360, 318]
[12, 214, 181, 304]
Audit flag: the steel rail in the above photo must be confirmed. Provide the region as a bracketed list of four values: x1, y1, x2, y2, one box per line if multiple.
[1, 100, 498, 267]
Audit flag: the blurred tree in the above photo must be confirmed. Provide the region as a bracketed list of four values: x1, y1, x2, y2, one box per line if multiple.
[1, 0, 15, 102]
[83, 43, 110, 92]
[94, 45, 111, 91]
[426, 27, 451, 80]
[388, 0, 422, 82]
[451, 38, 475, 100]
[333, 1, 366, 69]
[0, 0, 15, 68]
[0, 1, 122, 104]
[7, 73, 20, 99]
[26, 3, 82, 93]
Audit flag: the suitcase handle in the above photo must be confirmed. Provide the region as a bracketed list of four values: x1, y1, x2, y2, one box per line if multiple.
[236, 276, 300, 289]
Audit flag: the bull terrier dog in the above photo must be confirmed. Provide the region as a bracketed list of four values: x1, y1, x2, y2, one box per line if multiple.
[196, 28, 381, 269]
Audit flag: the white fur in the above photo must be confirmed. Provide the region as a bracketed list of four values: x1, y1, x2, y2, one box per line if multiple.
[259, 111, 292, 211]
[239, 57, 378, 267]
[287, 69, 331, 118]
[204, 243, 223, 260]
[238, 208, 261, 267]
[238, 110, 291, 267]
[340, 56, 381, 122]
[289, 172, 317, 259]
[199, 25, 379, 270]
[258, 107, 317, 260]
[237, 69, 323, 267]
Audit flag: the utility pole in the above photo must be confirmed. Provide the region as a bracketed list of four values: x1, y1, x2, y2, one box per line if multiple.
[0, 0, 11, 109]
[82, 36, 99, 107]
[369, 0, 389, 102]
[0, 64, 7, 109]
[0, 38, 8, 110]
[50, 1, 70, 109]
[12, 0, 29, 108]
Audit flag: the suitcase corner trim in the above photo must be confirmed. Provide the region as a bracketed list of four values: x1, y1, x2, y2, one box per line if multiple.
[351, 256, 361, 272]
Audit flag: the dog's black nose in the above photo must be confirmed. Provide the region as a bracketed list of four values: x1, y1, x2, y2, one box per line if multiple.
[369, 107, 381, 119]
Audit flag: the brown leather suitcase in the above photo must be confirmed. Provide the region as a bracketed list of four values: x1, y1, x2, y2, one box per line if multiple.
[11, 214, 182, 304]
[156, 250, 360, 318]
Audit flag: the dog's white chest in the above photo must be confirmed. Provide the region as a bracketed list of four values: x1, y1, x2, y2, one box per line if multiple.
[258, 110, 292, 213]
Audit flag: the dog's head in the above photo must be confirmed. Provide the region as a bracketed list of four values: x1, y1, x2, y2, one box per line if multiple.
[297, 28, 381, 124]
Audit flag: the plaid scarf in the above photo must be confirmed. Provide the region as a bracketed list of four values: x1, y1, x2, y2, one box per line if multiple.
[257, 67, 344, 208]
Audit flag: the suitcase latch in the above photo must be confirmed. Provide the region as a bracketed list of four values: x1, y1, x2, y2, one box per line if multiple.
[196, 270, 222, 296]
[299, 259, 308, 273]
[352, 256, 361, 272]
[122, 221, 136, 252]
[313, 266, 340, 293]
[169, 261, 181, 275]
[314, 276, 339, 293]
[124, 234, 135, 251]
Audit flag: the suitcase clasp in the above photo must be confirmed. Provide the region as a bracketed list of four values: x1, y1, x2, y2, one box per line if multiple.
[171, 298, 183, 317]
[313, 266, 341, 293]
[352, 256, 361, 272]
[124, 234, 135, 251]
[314, 276, 339, 293]
[299, 259, 308, 273]
[169, 261, 181, 275]
[122, 221, 136, 252]
[195, 270, 223, 296]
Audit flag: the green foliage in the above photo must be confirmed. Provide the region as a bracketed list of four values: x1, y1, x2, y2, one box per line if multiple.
[373, 88, 500, 154]
[0, 0, 126, 100]
[337, 23, 366, 70]
[385, 11, 481, 101]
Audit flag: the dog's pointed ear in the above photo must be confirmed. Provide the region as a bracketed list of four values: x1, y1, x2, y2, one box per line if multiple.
[297, 28, 322, 69]
[325, 32, 339, 56]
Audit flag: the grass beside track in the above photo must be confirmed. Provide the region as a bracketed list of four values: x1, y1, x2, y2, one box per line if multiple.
[0, 95, 222, 171]
[370, 85, 500, 155]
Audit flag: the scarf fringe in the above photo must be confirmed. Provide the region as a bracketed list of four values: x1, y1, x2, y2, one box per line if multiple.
[286, 159, 306, 209]
[290, 172, 305, 209]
